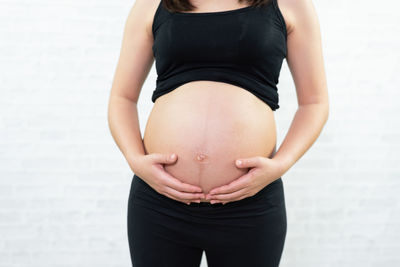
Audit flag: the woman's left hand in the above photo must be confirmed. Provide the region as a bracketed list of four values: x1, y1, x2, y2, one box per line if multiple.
[205, 156, 284, 205]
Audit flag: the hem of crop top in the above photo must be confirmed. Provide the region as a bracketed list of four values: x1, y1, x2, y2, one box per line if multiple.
[152, 68, 280, 111]
[152, 78, 280, 111]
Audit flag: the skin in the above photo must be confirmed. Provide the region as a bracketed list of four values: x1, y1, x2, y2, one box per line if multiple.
[108, 0, 329, 205]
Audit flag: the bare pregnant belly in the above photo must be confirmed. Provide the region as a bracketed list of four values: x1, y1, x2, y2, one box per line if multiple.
[143, 81, 277, 202]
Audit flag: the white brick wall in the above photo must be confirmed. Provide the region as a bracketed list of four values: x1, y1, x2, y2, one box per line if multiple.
[0, 0, 399, 266]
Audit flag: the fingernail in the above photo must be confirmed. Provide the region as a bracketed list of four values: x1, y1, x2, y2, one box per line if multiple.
[237, 160, 242, 165]
[170, 154, 176, 159]
[195, 200, 201, 203]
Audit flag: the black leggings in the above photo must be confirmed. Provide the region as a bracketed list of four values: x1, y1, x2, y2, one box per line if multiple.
[127, 173, 287, 267]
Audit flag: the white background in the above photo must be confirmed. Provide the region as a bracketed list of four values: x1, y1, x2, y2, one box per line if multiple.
[0, 0, 399, 266]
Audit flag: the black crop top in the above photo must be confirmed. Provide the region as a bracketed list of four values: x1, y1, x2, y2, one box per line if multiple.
[151, 0, 287, 111]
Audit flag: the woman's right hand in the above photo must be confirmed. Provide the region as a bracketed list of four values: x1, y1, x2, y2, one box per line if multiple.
[129, 153, 205, 205]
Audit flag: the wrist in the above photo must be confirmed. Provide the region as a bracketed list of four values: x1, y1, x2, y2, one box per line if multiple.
[272, 155, 293, 177]
[127, 153, 145, 173]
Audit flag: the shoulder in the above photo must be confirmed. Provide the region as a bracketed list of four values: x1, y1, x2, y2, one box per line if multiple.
[126, 0, 161, 38]
[277, 0, 319, 36]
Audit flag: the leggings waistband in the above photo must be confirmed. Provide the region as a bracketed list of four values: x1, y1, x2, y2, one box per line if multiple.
[131, 173, 284, 211]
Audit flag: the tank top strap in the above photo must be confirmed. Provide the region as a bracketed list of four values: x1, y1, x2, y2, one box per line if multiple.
[152, 0, 172, 35]
[271, 0, 287, 41]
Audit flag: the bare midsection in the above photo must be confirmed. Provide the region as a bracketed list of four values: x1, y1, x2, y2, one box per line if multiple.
[143, 81, 277, 199]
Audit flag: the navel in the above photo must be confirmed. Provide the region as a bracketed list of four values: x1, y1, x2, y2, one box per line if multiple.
[195, 153, 208, 162]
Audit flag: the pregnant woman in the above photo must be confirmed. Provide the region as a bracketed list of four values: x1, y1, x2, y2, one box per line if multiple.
[108, 0, 329, 266]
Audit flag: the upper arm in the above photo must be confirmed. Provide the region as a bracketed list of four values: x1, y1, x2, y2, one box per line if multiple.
[109, 0, 158, 103]
[281, 0, 329, 106]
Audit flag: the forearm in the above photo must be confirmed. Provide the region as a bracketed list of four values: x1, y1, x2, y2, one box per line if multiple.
[107, 96, 145, 171]
[273, 102, 329, 176]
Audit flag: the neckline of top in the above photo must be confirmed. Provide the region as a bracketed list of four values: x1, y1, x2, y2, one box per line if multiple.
[172, 5, 255, 16]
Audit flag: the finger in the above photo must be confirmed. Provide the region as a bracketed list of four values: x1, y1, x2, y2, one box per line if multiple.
[164, 186, 205, 202]
[209, 187, 248, 202]
[151, 153, 178, 165]
[213, 197, 244, 204]
[236, 156, 264, 169]
[212, 192, 251, 204]
[162, 191, 192, 205]
[208, 172, 252, 195]
[160, 170, 204, 193]
[212, 200, 229, 204]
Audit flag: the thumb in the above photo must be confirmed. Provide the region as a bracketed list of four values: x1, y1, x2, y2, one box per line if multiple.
[235, 156, 262, 168]
[152, 153, 178, 164]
